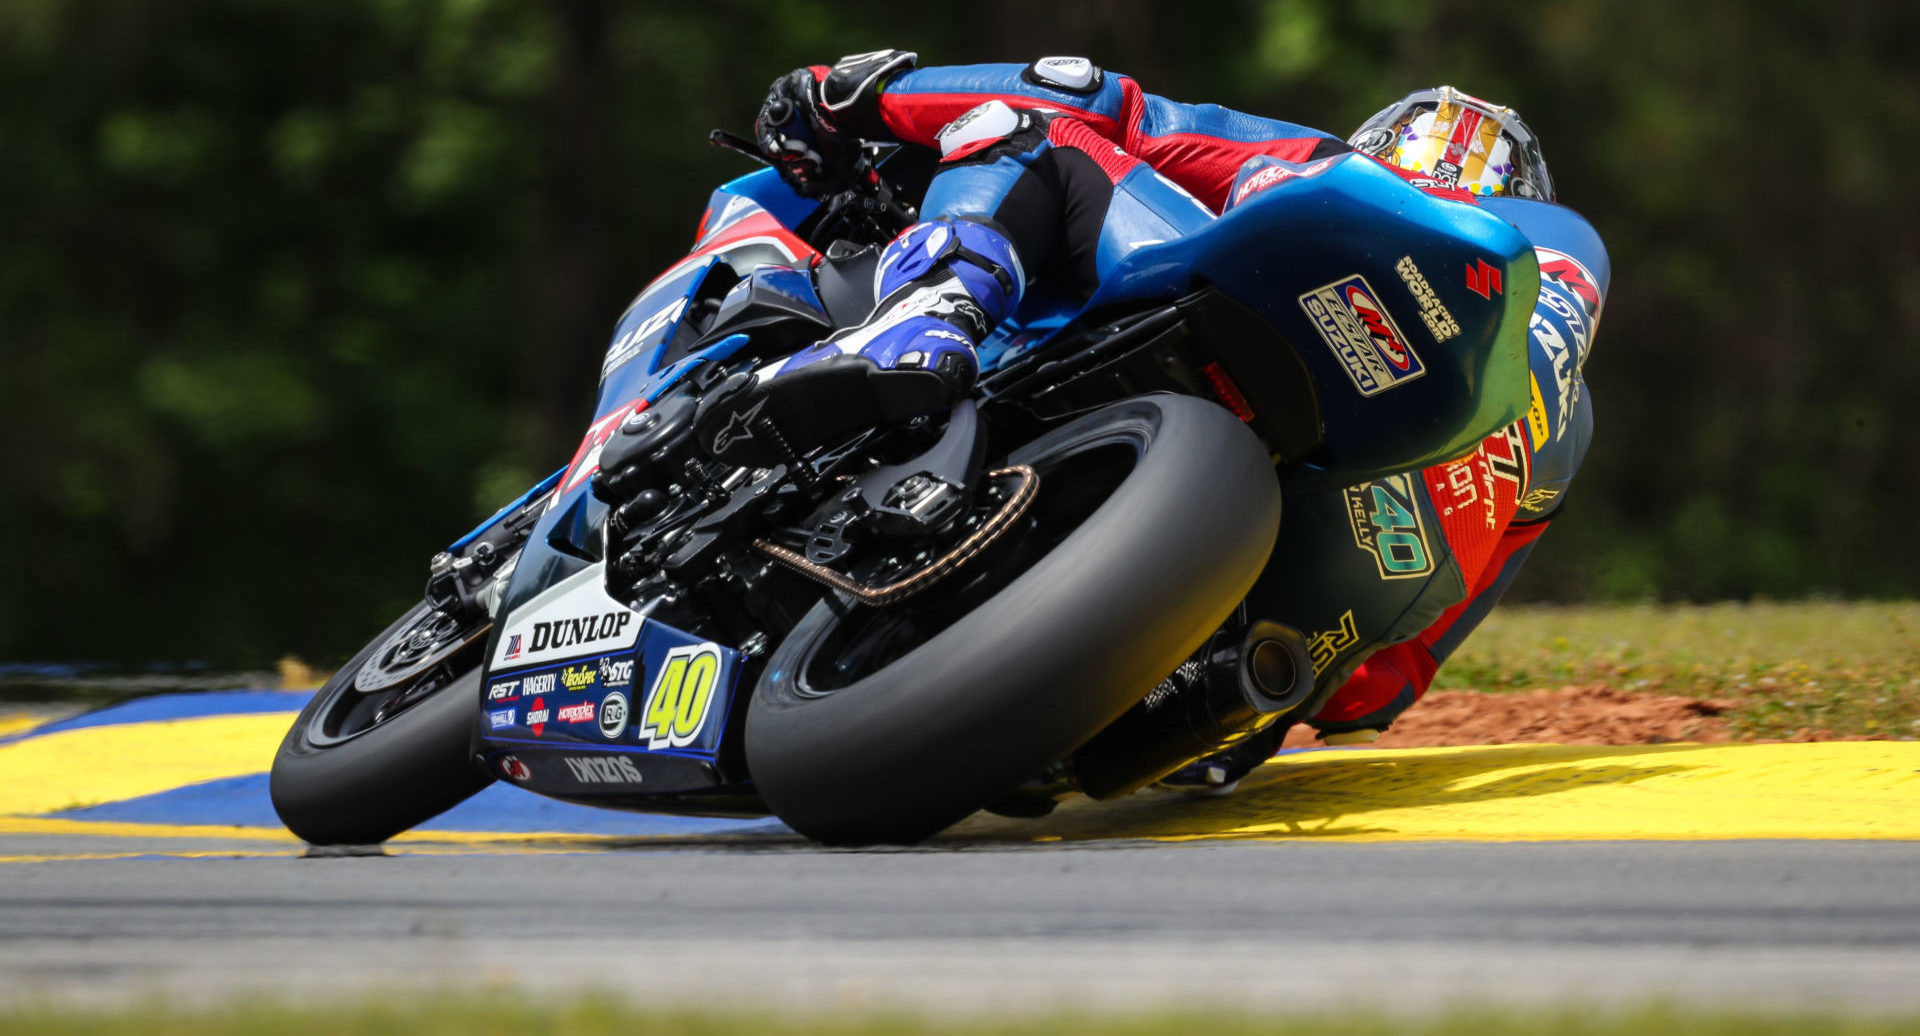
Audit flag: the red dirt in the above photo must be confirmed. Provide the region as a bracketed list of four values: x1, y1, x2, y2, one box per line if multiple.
[1278, 683, 1886, 748]
[1281, 684, 1739, 749]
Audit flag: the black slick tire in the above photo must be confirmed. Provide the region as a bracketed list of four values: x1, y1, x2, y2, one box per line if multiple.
[746, 394, 1282, 844]
[270, 604, 493, 845]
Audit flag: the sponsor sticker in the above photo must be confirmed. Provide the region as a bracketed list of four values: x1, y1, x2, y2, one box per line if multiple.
[557, 701, 596, 725]
[599, 691, 630, 740]
[1527, 373, 1551, 443]
[1231, 156, 1339, 206]
[1535, 247, 1602, 322]
[487, 708, 517, 730]
[560, 663, 596, 692]
[1394, 256, 1460, 343]
[1306, 610, 1361, 674]
[1465, 258, 1503, 299]
[1430, 424, 1532, 532]
[564, 754, 645, 785]
[1298, 275, 1425, 396]
[530, 612, 633, 655]
[525, 697, 550, 737]
[504, 634, 523, 661]
[487, 679, 520, 702]
[493, 567, 643, 671]
[1520, 486, 1562, 512]
[1342, 474, 1434, 580]
[636, 642, 725, 750]
[500, 755, 532, 781]
[602, 297, 688, 380]
[597, 657, 634, 689]
[1530, 280, 1590, 431]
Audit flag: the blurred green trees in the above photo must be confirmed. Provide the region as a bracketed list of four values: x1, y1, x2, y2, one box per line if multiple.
[2, 0, 1915, 665]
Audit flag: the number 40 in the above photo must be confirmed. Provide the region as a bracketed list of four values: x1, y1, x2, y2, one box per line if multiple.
[637, 643, 722, 749]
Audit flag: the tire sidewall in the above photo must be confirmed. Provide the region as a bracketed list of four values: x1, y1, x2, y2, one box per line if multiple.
[270, 603, 494, 845]
[747, 394, 1282, 843]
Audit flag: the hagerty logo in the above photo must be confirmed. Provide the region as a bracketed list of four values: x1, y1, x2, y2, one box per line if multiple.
[522, 673, 557, 696]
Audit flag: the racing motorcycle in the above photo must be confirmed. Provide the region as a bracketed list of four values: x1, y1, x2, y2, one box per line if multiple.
[270, 132, 1537, 846]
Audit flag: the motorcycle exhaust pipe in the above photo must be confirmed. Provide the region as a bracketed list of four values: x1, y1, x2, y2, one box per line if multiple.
[1071, 619, 1316, 800]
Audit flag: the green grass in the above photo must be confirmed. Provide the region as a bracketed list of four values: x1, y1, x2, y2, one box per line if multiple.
[2, 1000, 1919, 1036]
[1434, 600, 1920, 739]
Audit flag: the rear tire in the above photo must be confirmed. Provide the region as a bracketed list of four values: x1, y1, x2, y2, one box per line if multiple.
[746, 394, 1283, 844]
[270, 603, 493, 845]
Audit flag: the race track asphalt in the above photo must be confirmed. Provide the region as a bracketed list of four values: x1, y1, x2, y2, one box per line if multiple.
[2, 837, 1919, 1012]
[4, 693, 1919, 1012]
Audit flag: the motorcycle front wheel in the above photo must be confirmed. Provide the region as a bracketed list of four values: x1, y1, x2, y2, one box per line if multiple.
[269, 602, 494, 845]
[746, 393, 1284, 845]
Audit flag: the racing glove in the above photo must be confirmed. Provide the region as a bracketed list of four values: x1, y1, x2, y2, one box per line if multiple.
[754, 69, 859, 198]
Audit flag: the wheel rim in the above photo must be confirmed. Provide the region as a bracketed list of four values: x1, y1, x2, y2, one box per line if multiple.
[798, 436, 1144, 696]
[305, 606, 490, 748]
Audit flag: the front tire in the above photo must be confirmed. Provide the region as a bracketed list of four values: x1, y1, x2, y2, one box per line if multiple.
[270, 603, 493, 845]
[746, 394, 1283, 844]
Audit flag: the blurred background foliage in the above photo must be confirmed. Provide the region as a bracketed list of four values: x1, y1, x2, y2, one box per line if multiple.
[1, 0, 1915, 666]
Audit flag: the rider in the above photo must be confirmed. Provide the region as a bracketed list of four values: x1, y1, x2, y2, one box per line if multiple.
[739, 53, 1607, 788]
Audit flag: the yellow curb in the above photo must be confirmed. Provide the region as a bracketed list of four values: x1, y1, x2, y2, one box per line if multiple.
[0, 713, 296, 816]
[0, 715, 45, 738]
[953, 741, 1920, 843]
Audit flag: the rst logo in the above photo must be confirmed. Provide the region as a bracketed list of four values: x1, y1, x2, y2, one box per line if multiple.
[486, 679, 520, 702]
[531, 611, 633, 654]
[563, 755, 644, 785]
[598, 657, 634, 688]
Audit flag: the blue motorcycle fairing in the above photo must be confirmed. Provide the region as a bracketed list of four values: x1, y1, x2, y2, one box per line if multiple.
[1075, 152, 1539, 489]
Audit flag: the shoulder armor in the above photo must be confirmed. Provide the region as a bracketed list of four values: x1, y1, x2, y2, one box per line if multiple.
[1023, 55, 1103, 94]
[819, 49, 917, 138]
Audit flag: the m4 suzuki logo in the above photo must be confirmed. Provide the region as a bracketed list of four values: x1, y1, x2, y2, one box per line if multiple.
[1298, 274, 1425, 396]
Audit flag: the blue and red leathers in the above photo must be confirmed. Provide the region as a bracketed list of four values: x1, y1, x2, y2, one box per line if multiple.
[767, 53, 1608, 739]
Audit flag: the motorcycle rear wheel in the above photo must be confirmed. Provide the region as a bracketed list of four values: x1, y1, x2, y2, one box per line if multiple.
[746, 394, 1283, 845]
[270, 602, 493, 845]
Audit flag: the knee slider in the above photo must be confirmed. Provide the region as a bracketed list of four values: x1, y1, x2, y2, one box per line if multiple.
[874, 218, 1025, 327]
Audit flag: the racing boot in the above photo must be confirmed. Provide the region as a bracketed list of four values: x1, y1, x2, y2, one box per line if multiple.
[693, 216, 1023, 470]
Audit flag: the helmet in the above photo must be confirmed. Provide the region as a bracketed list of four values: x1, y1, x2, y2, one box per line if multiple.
[1348, 86, 1553, 200]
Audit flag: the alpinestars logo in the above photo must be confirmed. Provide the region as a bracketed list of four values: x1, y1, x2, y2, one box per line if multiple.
[530, 611, 633, 653]
[709, 397, 765, 455]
